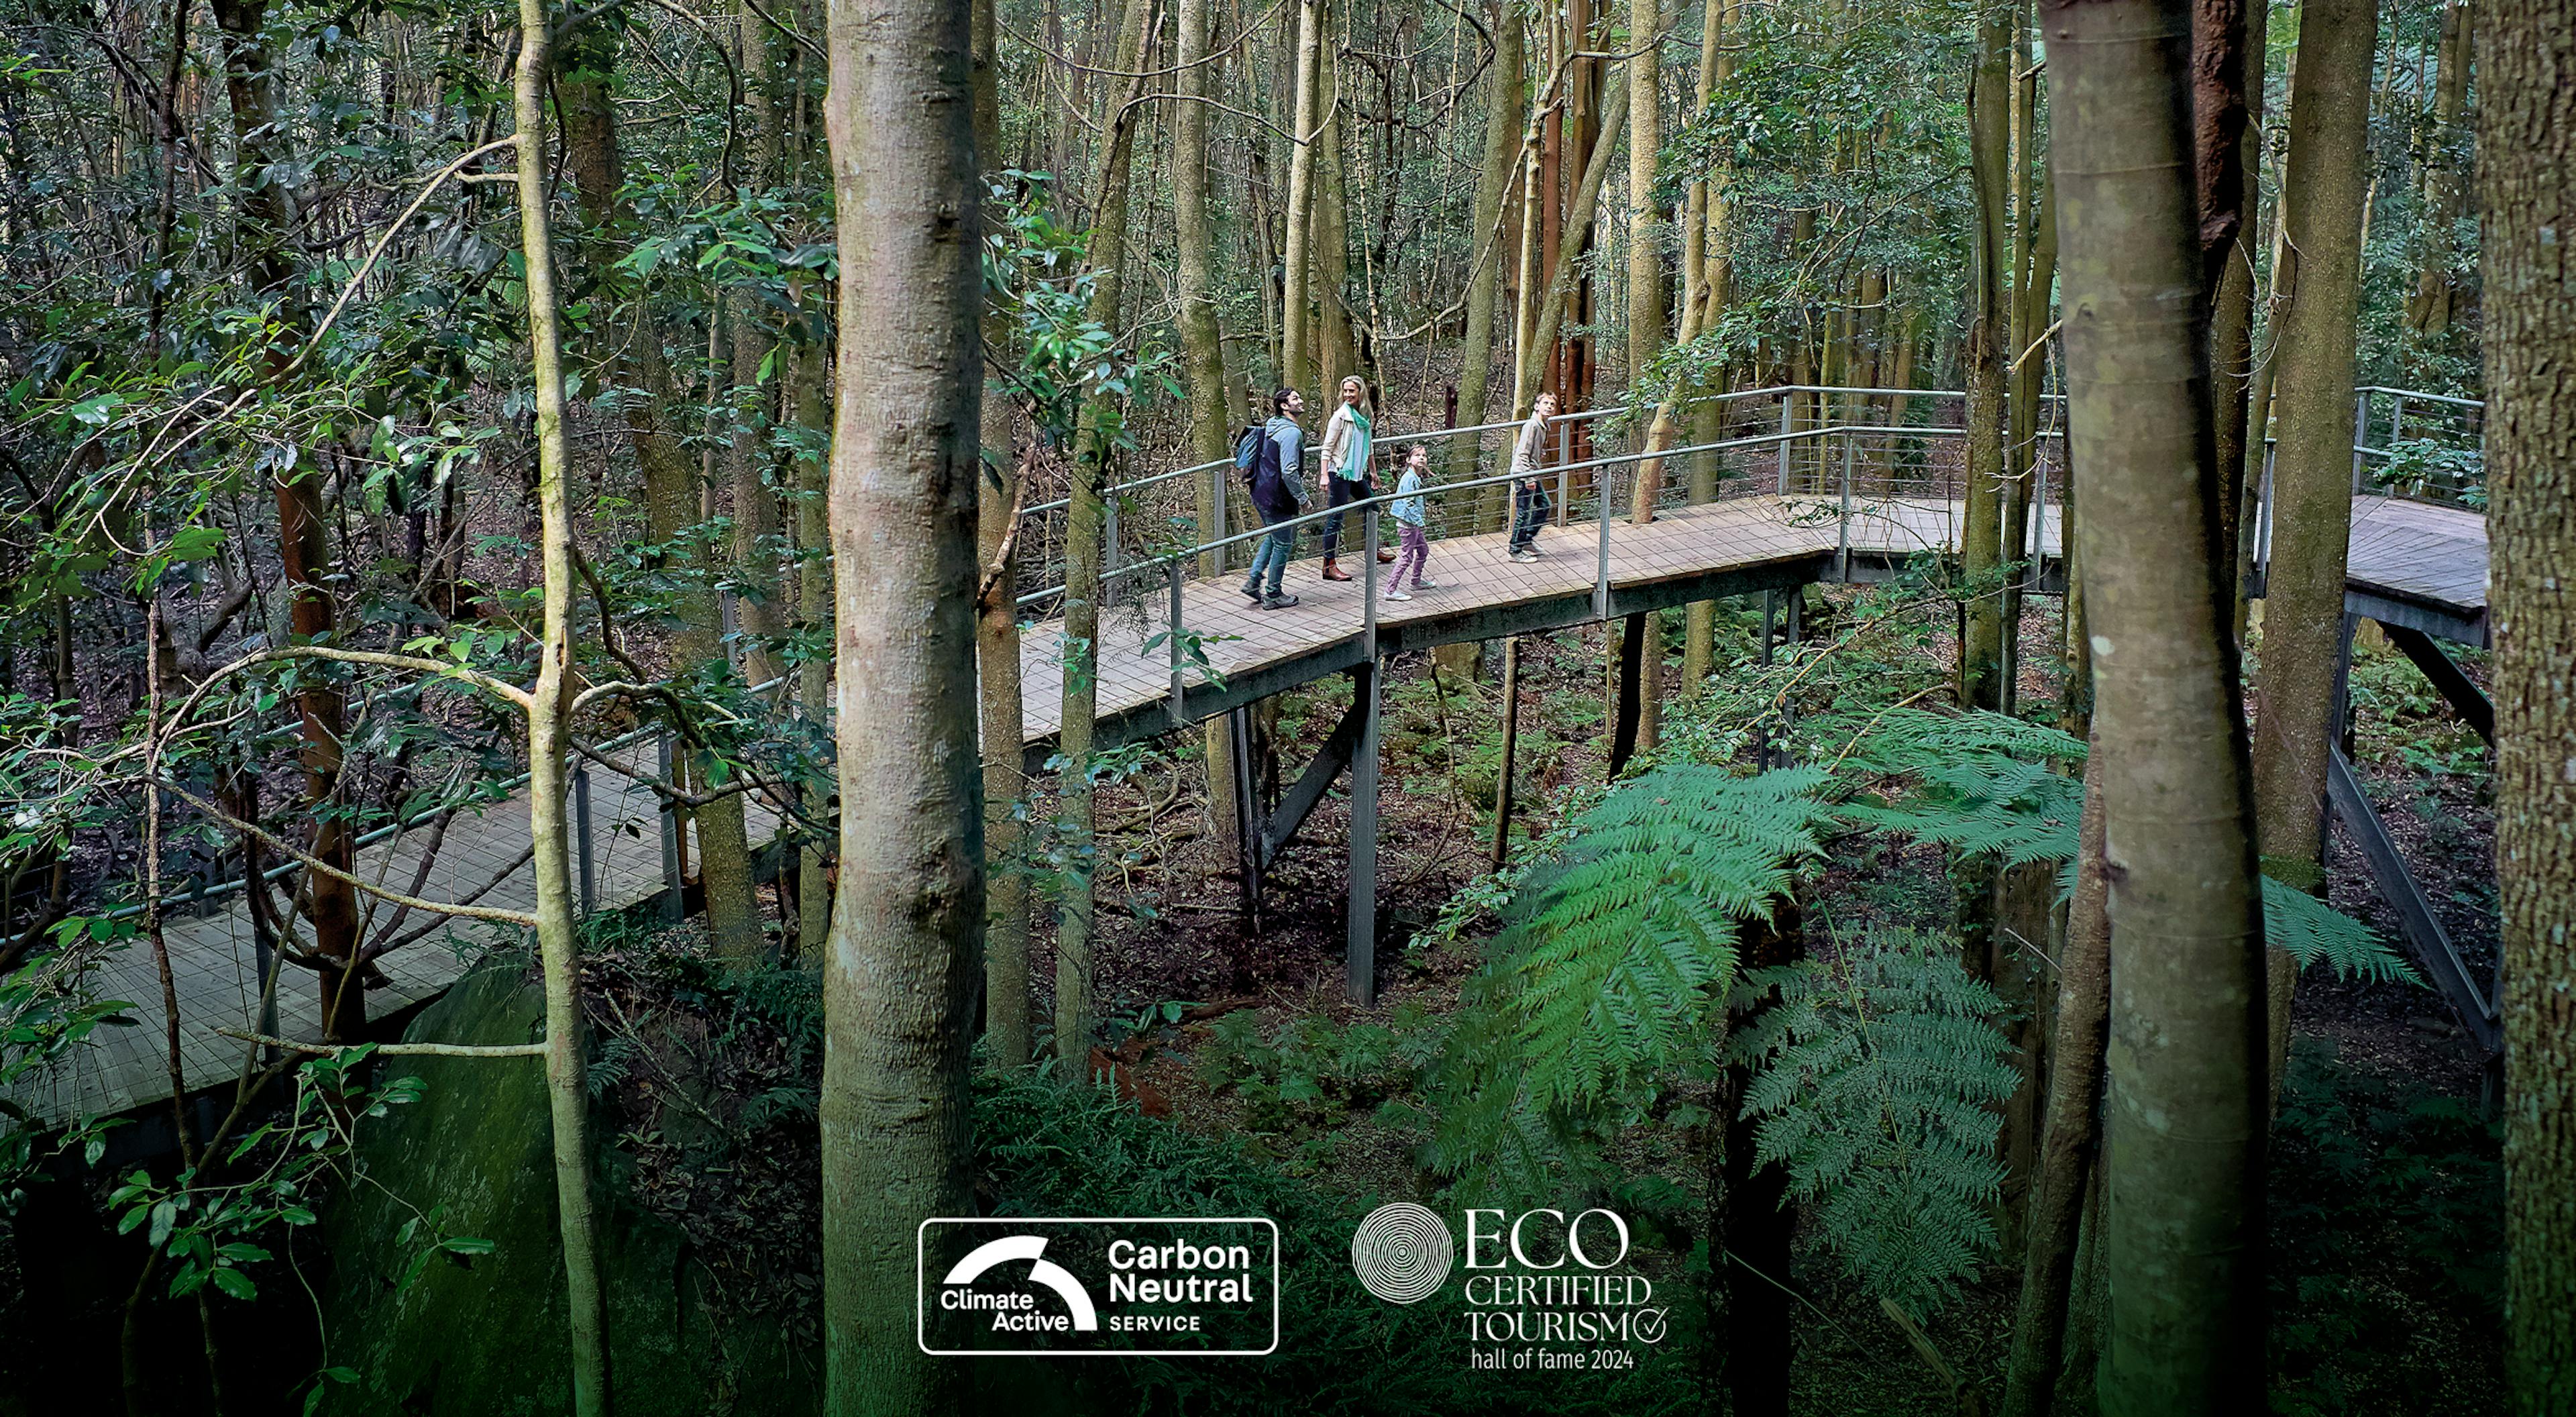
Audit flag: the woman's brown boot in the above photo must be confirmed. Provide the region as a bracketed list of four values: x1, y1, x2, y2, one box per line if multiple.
[1322, 558, 1353, 581]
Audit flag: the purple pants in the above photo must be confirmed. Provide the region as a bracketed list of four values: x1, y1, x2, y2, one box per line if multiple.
[1386, 523, 1429, 589]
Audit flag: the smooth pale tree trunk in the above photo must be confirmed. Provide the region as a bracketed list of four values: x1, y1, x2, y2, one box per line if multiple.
[1961, 2, 2012, 713]
[1610, 0, 1666, 763]
[511, 7, 612, 1408]
[819, 0, 983, 1410]
[1279, 0, 1326, 395]
[1313, 38, 1361, 392]
[1681, 0, 1737, 693]
[972, 0, 1031, 1067]
[2001, 749, 2109, 1417]
[557, 36, 765, 968]
[2047, 1, 2272, 1410]
[1454, 3, 1522, 529]
[1172, 0, 1241, 862]
[1057, 0, 1154, 1074]
[2248, 0, 2377, 1092]
[2480, 1, 2576, 1405]
[2040, 0, 2267, 1412]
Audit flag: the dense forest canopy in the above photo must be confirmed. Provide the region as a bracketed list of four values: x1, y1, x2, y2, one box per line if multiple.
[0, 0, 2566, 1414]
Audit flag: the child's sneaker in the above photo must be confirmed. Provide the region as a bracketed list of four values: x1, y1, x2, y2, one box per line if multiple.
[1384, 589, 1412, 601]
[1411, 580, 1440, 590]
[1509, 549, 1538, 563]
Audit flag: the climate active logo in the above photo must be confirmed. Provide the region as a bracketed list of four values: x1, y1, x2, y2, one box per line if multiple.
[917, 1216, 1279, 1357]
[938, 1235, 1099, 1333]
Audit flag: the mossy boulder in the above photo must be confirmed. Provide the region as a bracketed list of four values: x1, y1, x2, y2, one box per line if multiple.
[320, 960, 817, 1416]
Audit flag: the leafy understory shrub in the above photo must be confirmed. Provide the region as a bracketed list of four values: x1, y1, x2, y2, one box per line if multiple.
[1730, 927, 2019, 1318]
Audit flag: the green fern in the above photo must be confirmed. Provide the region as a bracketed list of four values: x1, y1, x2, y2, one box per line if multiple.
[1424, 765, 1834, 1195]
[1729, 927, 2019, 1318]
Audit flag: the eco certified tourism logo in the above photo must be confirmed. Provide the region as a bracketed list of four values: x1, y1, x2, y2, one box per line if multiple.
[1350, 1202, 1454, 1304]
[1348, 1206, 1667, 1373]
[917, 1216, 1279, 1357]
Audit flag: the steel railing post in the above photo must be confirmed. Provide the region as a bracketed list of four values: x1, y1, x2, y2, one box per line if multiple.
[1776, 392, 1792, 494]
[1362, 503, 1381, 660]
[2352, 390, 2369, 492]
[1837, 433, 1854, 583]
[1594, 462, 1613, 620]
[1210, 466, 1228, 576]
[1167, 559, 1187, 729]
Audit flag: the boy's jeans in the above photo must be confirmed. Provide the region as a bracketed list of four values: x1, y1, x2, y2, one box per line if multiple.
[1509, 480, 1552, 552]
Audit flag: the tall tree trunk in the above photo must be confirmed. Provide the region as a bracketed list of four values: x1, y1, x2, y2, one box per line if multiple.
[1725, 900, 1805, 1417]
[727, 0, 786, 690]
[1614, 0, 1665, 761]
[557, 32, 766, 967]
[1279, 0, 1326, 394]
[1513, 88, 1629, 417]
[1680, 0, 1735, 694]
[1171, 0, 1241, 870]
[793, 320, 835, 958]
[2403, 0, 2472, 368]
[209, 0, 364, 1039]
[818, 0, 983, 1410]
[2001, 749, 2109, 1417]
[2248, 0, 2377, 1092]
[1313, 36, 1360, 390]
[509, 7, 612, 1406]
[2206, 0, 2266, 605]
[973, 0, 1032, 1067]
[1056, 0, 1155, 1073]
[1962, 1, 2012, 713]
[1455, 2, 1523, 531]
[2047, 0, 2272, 1408]
[2480, 0, 2576, 1405]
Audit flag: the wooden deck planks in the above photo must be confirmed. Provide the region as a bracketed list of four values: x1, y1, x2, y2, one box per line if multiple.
[11, 491, 2471, 1124]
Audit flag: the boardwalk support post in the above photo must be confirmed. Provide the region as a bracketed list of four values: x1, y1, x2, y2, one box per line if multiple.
[1167, 560, 1187, 728]
[1230, 704, 1262, 929]
[574, 764, 596, 916]
[1346, 659, 1381, 1006]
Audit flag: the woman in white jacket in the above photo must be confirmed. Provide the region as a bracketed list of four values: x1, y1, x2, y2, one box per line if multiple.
[1316, 374, 1393, 580]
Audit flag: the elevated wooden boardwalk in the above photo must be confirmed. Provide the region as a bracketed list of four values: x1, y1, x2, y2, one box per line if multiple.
[10, 488, 2483, 1123]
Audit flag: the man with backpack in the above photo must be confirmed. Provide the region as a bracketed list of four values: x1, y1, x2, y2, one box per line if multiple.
[1237, 387, 1311, 609]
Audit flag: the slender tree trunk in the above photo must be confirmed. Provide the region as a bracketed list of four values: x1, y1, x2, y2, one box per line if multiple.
[2206, 0, 2266, 604]
[2047, 1, 2271, 1408]
[1962, 2, 2012, 713]
[2001, 749, 2109, 1417]
[1513, 89, 1629, 417]
[557, 34, 765, 967]
[510, 9, 612, 1407]
[2403, 0, 2472, 367]
[1173, 0, 1242, 861]
[1617, 0, 1679, 762]
[1682, 0, 1737, 693]
[1279, 0, 1326, 394]
[973, 0, 1032, 1067]
[1057, 0, 1155, 1073]
[1455, 2, 1523, 531]
[209, 0, 364, 1040]
[1725, 901, 1805, 1417]
[2480, 0, 2576, 1405]
[2249, 0, 2377, 1093]
[792, 301, 835, 957]
[727, 0, 786, 692]
[819, 0, 983, 1410]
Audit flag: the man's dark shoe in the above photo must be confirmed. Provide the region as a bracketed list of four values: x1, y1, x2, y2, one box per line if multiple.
[1262, 593, 1301, 610]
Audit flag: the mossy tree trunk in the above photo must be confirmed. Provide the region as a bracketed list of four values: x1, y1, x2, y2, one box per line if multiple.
[2479, 0, 2576, 1404]
[2247, 0, 2378, 1092]
[1173, 0, 1242, 872]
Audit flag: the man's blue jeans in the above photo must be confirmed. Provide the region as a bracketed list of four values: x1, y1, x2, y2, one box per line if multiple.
[1244, 515, 1297, 596]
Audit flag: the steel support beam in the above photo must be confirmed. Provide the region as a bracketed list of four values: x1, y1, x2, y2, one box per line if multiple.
[2326, 746, 2500, 1053]
[1346, 660, 1381, 1005]
[2379, 622, 2495, 743]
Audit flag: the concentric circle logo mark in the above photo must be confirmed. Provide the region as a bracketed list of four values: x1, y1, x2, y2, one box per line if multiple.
[1350, 1203, 1453, 1304]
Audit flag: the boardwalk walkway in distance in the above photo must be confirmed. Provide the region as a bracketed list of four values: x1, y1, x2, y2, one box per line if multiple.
[9, 384, 2491, 1121]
